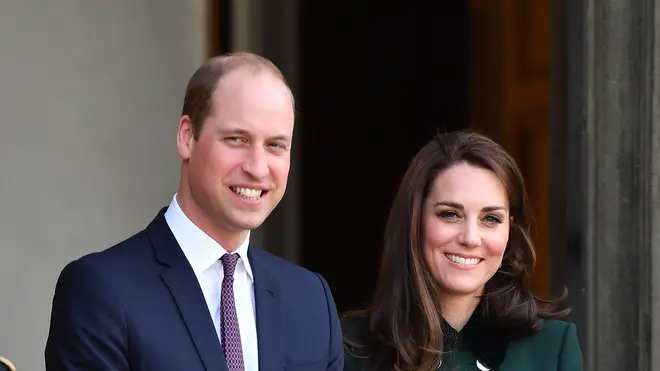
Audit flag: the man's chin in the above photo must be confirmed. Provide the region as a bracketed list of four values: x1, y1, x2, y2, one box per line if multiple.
[219, 203, 278, 231]
[226, 216, 268, 232]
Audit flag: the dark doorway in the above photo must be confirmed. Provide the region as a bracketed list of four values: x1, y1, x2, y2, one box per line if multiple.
[296, 3, 469, 312]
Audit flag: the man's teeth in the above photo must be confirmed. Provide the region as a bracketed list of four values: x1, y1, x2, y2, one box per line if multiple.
[231, 187, 263, 200]
[445, 254, 481, 265]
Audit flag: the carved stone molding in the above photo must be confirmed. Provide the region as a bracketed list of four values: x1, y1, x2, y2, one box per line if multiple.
[552, 0, 660, 369]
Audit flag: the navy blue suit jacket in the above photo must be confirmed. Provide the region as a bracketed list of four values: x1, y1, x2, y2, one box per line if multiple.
[45, 209, 343, 371]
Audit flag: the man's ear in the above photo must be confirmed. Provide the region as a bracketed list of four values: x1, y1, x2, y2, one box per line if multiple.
[176, 115, 196, 160]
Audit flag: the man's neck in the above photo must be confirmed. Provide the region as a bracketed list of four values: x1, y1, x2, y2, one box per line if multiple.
[175, 192, 248, 252]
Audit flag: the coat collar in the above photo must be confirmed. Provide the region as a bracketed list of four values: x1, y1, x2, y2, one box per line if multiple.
[443, 302, 511, 370]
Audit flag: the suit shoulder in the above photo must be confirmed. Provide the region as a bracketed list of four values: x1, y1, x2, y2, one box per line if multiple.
[74, 229, 151, 267]
[250, 246, 320, 280]
[54, 229, 153, 291]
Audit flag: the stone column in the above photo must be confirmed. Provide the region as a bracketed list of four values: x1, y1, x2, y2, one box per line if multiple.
[552, 0, 660, 369]
[258, 0, 301, 263]
[223, 0, 301, 262]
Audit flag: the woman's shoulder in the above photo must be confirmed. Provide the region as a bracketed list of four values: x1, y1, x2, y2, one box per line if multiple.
[512, 318, 577, 346]
[533, 319, 578, 342]
[506, 319, 583, 370]
[341, 314, 374, 368]
[341, 314, 370, 349]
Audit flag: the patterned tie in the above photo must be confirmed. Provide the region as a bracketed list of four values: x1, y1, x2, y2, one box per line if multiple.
[220, 253, 245, 370]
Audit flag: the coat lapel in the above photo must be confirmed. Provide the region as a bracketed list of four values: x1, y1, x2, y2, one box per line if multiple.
[249, 248, 284, 370]
[458, 302, 511, 370]
[147, 209, 228, 371]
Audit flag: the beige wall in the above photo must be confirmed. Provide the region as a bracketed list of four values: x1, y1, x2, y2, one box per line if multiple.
[0, 1, 207, 369]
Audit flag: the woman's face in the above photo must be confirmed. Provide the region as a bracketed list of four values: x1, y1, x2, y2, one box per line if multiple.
[422, 162, 510, 298]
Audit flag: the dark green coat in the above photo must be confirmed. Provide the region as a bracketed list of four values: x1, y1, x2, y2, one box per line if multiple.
[342, 311, 583, 371]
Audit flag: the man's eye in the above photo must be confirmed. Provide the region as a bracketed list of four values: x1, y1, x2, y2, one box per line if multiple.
[226, 137, 244, 143]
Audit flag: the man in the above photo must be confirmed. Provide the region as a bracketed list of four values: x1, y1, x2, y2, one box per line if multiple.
[45, 52, 343, 371]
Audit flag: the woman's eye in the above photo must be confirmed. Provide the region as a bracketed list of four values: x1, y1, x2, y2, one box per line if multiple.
[484, 215, 503, 224]
[438, 211, 459, 220]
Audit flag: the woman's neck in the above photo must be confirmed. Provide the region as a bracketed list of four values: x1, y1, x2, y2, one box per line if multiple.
[440, 294, 481, 331]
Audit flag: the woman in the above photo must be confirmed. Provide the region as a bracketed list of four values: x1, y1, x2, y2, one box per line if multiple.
[342, 131, 582, 370]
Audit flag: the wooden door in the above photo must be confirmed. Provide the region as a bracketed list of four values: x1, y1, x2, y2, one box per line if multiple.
[469, 0, 552, 297]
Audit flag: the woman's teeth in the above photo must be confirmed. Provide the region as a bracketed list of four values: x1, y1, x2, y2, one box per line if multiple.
[445, 253, 481, 265]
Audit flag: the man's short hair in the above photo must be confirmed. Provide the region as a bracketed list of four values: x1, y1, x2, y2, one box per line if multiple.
[181, 52, 292, 139]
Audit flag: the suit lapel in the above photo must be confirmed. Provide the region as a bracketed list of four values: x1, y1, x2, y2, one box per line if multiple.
[148, 209, 228, 371]
[249, 248, 284, 370]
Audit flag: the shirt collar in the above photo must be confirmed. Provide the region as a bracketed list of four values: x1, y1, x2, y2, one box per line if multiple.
[164, 194, 253, 282]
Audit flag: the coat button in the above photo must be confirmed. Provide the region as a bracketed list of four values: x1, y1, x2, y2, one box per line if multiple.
[476, 359, 491, 370]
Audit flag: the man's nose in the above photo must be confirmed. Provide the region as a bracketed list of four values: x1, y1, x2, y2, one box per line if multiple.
[242, 147, 269, 179]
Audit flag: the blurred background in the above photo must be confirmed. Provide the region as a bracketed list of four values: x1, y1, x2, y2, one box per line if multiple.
[0, 1, 654, 370]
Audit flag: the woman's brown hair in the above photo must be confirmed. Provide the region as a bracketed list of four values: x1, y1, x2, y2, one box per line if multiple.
[343, 131, 569, 371]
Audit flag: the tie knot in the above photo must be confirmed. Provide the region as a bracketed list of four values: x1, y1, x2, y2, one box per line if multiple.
[221, 253, 240, 277]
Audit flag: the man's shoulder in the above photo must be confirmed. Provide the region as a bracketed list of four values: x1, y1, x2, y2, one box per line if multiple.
[249, 246, 331, 294]
[77, 228, 152, 268]
[249, 246, 317, 277]
[58, 227, 154, 287]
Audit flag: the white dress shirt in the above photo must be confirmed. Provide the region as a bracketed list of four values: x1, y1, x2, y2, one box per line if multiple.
[164, 194, 259, 371]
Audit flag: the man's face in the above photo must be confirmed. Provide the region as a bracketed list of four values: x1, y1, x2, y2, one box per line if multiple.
[177, 69, 295, 236]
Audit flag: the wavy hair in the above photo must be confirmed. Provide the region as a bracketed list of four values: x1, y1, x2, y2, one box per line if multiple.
[343, 130, 569, 371]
